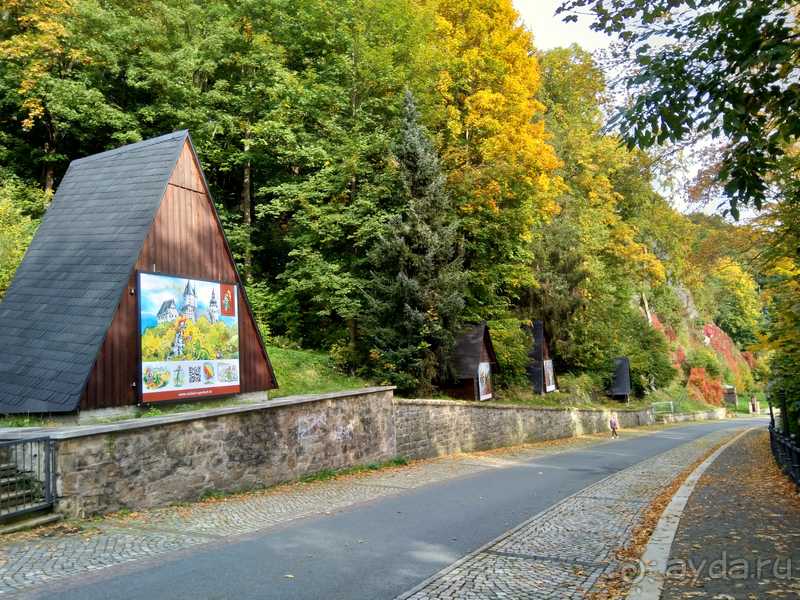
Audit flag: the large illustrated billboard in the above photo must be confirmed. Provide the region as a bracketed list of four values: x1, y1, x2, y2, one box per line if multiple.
[137, 271, 240, 403]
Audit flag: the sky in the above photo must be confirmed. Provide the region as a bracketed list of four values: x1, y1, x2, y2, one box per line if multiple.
[514, 0, 612, 53]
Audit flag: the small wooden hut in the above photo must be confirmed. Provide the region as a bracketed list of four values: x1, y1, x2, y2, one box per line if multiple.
[0, 131, 277, 414]
[608, 356, 631, 401]
[441, 322, 499, 401]
[523, 321, 557, 394]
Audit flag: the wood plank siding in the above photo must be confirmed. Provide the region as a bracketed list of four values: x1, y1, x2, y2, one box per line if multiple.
[79, 141, 276, 409]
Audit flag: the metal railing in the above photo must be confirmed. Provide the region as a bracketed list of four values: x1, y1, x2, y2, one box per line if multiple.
[768, 387, 800, 491]
[653, 400, 683, 414]
[653, 385, 687, 414]
[769, 424, 800, 490]
[0, 437, 57, 521]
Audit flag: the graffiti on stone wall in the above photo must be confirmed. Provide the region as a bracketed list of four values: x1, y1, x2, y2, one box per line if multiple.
[295, 412, 354, 443]
[334, 426, 353, 442]
[296, 413, 328, 440]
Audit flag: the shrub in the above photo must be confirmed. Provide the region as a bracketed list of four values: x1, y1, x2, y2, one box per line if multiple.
[559, 372, 604, 403]
[687, 367, 724, 406]
[686, 347, 722, 379]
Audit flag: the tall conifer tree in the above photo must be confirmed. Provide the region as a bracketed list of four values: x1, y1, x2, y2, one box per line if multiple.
[364, 91, 464, 395]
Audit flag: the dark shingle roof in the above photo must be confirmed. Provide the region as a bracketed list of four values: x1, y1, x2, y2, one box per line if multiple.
[0, 131, 189, 413]
[450, 322, 499, 380]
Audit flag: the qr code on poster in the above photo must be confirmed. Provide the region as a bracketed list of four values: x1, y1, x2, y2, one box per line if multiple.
[189, 366, 201, 384]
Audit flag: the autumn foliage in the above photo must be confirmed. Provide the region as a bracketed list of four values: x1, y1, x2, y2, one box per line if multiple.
[687, 367, 724, 407]
[0, 0, 769, 398]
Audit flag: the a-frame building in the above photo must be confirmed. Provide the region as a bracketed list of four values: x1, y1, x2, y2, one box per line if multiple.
[0, 131, 277, 414]
[441, 322, 500, 401]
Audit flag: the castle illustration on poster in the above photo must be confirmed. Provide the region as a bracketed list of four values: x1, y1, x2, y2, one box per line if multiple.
[138, 272, 239, 403]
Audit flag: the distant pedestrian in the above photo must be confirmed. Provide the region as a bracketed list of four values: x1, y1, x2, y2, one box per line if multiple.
[610, 417, 618, 439]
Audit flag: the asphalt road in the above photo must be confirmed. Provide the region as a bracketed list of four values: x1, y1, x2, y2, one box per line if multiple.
[16, 418, 765, 600]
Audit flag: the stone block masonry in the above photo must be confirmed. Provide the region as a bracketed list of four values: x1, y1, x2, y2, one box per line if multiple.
[393, 399, 655, 460]
[0, 388, 396, 518]
[656, 407, 728, 423]
[0, 391, 729, 519]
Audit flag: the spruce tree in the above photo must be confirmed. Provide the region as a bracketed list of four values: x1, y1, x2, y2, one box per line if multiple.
[363, 91, 464, 396]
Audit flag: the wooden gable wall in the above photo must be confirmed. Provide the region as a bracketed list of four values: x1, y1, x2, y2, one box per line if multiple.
[80, 141, 276, 409]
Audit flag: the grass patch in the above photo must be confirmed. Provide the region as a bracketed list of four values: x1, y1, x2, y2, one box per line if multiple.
[0, 415, 57, 428]
[133, 399, 240, 419]
[90, 415, 136, 424]
[735, 391, 768, 415]
[446, 389, 650, 410]
[678, 396, 717, 413]
[267, 346, 373, 398]
[296, 456, 410, 484]
[201, 489, 228, 501]
[470, 385, 650, 410]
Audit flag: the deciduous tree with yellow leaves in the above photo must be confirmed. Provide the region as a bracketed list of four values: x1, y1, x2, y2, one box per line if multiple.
[425, 0, 562, 319]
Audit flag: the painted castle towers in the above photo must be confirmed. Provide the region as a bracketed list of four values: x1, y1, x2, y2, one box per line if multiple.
[156, 280, 219, 326]
[208, 289, 220, 324]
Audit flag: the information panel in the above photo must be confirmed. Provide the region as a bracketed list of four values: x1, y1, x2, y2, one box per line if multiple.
[137, 272, 240, 403]
[478, 362, 493, 401]
[543, 359, 556, 392]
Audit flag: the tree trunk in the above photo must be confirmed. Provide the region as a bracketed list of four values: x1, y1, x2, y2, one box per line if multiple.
[348, 317, 357, 351]
[43, 141, 55, 209]
[641, 291, 652, 326]
[242, 135, 252, 283]
[348, 172, 358, 351]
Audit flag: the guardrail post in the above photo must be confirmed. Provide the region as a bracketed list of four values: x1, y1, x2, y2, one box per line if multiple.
[769, 396, 775, 429]
[49, 439, 57, 505]
[769, 422, 777, 461]
[780, 387, 790, 437]
[791, 435, 800, 490]
[776, 428, 786, 472]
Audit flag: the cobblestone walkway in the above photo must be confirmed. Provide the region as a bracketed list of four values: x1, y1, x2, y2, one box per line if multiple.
[395, 428, 741, 600]
[0, 424, 739, 596]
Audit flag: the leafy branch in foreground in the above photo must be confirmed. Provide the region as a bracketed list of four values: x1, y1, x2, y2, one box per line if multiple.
[558, 0, 800, 218]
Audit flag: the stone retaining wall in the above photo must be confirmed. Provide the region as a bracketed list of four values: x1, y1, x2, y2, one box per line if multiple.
[655, 407, 728, 423]
[0, 390, 720, 519]
[0, 388, 396, 518]
[394, 399, 655, 460]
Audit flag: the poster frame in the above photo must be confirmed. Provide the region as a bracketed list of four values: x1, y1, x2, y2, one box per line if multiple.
[136, 270, 240, 406]
[478, 361, 493, 401]
[543, 359, 556, 393]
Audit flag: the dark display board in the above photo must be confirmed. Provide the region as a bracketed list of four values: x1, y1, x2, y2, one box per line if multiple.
[609, 356, 632, 397]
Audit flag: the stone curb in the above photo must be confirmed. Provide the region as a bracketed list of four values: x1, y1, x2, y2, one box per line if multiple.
[631, 427, 757, 599]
